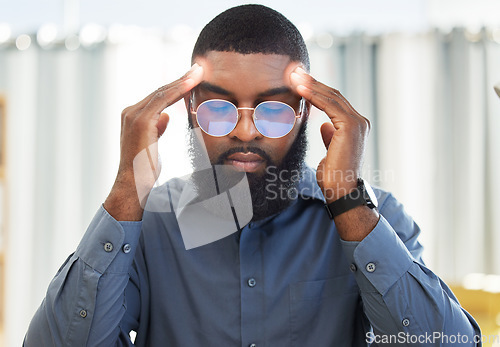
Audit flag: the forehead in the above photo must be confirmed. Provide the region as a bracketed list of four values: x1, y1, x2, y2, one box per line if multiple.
[193, 51, 300, 97]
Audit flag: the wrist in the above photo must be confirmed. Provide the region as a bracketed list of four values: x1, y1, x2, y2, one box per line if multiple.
[104, 193, 144, 221]
[104, 171, 144, 221]
[335, 207, 380, 242]
[321, 182, 358, 204]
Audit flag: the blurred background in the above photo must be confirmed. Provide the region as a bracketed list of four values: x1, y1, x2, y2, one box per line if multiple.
[0, 0, 500, 345]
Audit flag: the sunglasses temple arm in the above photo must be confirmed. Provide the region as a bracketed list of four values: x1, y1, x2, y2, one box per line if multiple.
[189, 92, 197, 114]
[297, 98, 306, 118]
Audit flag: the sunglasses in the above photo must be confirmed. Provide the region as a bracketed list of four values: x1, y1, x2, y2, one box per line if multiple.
[190, 94, 306, 139]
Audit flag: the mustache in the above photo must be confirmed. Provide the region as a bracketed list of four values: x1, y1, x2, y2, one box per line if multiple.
[215, 146, 273, 165]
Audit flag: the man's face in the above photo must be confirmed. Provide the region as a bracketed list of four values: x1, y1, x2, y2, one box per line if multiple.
[187, 51, 306, 176]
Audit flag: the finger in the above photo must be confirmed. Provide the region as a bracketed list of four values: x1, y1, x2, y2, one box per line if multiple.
[293, 67, 353, 109]
[290, 72, 347, 115]
[145, 63, 203, 105]
[157, 112, 170, 137]
[292, 82, 349, 128]
[136, 63, 204, 111]
[320, 122, 335, 149]
[292, 67, 334, 96]
[291, 74, 372, 131]
[143, 64, 204, 116]
[291, 68, 363, 119]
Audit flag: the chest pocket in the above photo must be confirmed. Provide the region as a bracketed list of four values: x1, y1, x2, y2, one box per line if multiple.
[289, 274, 360, 347]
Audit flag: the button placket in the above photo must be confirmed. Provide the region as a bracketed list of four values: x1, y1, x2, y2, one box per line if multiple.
[239, 225, 264, 346]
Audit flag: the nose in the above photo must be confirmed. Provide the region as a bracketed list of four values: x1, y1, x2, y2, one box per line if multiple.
[228, 109, 263, 142]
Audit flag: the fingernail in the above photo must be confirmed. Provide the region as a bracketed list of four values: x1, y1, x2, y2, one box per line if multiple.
[191, 64, 203, 78]
[295, 66, 307, 74]
[185, 64, 203, 84]
[297, 84, 310, 93]
[291, 72, 306, 82]
[188, 63, 200, 73]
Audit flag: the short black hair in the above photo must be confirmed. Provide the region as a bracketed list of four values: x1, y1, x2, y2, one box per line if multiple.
[192, 4, 310, 70]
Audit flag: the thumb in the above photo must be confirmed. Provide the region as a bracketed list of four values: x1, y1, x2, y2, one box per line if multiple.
[320, 122, 335, 149]
[157, 112, 170, 138]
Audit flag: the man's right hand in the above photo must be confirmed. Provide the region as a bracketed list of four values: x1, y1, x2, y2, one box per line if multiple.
[104, 63, 204, 221]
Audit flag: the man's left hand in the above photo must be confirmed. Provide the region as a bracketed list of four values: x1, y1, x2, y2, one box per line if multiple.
[290, 66, 371, 204]
[290, 66, 379, 241]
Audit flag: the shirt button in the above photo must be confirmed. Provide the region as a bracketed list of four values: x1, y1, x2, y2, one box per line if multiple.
[104, 242, 114, 252]
[122, 243, 131, 253]
[79, 309, 87, 318]
[349, 263, 357, 272]
[402, 318, 410, 327]
[247, 278, 257, 287]
[365, 262, 376, 273]
[249, 344, 256, 347]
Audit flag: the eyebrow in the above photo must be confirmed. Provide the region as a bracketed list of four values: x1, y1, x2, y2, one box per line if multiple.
[257, 86, 292, 98]
[198, 82, 233, 96]
[198, 82, 292, 98]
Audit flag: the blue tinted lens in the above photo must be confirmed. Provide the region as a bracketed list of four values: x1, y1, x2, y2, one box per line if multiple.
[196, 100, 238, 136]
[254, 101, 296, 138]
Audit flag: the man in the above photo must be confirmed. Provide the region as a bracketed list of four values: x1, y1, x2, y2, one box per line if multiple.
[25, 4, 480, 346]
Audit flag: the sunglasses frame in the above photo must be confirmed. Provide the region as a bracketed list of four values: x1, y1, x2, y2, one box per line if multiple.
[190, 93, 306, 139]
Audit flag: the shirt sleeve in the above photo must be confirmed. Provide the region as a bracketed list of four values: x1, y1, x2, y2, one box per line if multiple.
[340, 191, 482, 346]
[24, 205, 142, 347]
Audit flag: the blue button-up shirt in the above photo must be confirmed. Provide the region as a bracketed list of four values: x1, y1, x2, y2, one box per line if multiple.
[25, 167, 480, 346]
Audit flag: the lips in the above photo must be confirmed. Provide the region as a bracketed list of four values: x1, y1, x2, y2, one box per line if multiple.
[226, 152, 265, 172]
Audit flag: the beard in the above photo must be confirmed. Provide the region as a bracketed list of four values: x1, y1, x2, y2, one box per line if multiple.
[187, 122, 308, 222]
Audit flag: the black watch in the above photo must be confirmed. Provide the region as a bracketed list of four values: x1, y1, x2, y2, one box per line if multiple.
[324, 178, 378, 219]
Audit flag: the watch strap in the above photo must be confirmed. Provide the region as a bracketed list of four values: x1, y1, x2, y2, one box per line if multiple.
[324, 178, 377, 219]
[324, 187, 367, 219]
